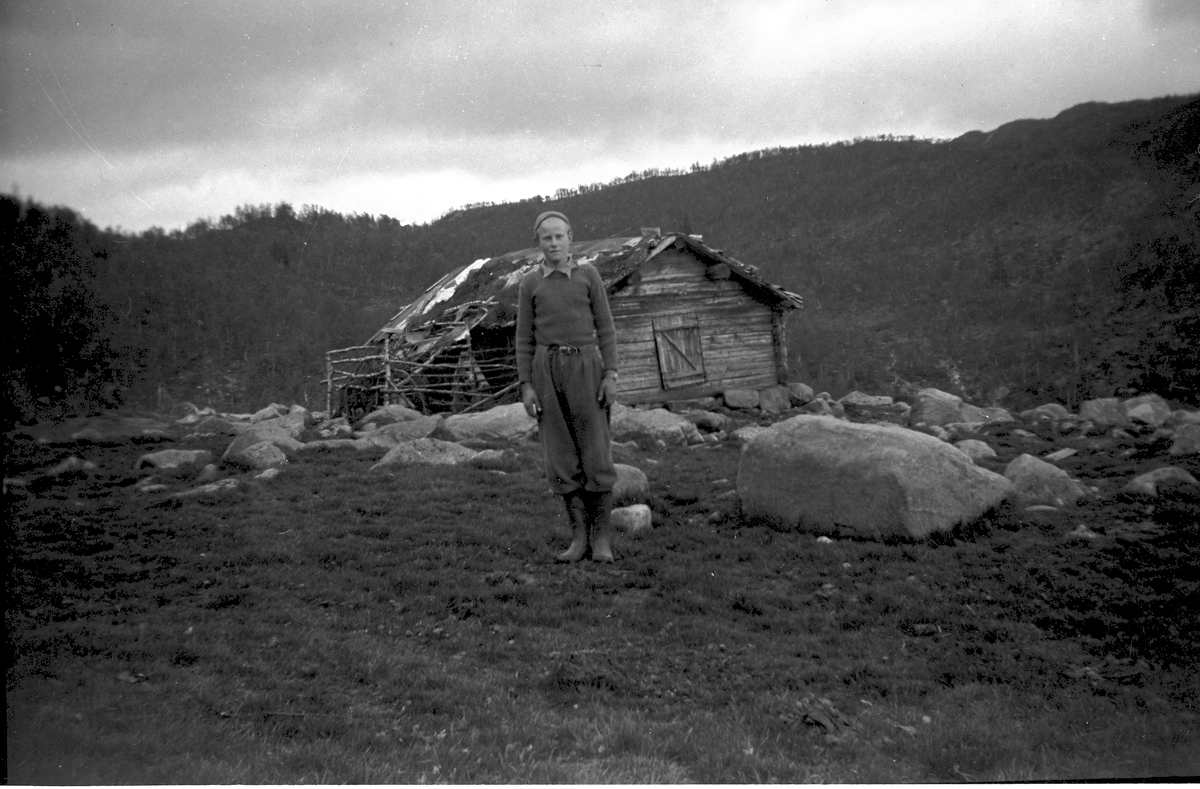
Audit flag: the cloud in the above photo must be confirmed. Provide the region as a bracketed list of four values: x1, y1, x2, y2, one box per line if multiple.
[1, 0, 1196, 232]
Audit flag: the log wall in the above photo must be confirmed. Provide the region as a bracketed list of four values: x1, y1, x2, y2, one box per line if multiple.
[608, 247, 783, 404]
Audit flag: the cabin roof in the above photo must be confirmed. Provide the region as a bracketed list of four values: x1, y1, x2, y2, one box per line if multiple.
[370, 232, 802, 351]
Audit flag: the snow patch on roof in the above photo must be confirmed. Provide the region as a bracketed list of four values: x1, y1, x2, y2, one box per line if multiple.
[426, 258, 490, 311]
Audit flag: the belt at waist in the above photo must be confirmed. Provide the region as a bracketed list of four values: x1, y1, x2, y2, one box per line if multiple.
[538, 342, 595, 355]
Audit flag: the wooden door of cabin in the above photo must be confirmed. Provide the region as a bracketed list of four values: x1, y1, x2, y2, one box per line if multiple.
[653, 314, 706, 389]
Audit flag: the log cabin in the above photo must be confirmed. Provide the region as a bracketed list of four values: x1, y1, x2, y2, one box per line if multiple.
[326, 231, 803, 416]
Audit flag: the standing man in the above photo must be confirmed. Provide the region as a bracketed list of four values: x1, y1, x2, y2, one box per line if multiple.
[516, 211, 620, 563]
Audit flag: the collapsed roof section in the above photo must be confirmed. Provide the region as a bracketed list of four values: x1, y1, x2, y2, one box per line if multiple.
[369, 232, 803, 360]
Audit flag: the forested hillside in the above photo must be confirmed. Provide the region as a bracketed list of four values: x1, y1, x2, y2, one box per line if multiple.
[4, 94, 1196, 425]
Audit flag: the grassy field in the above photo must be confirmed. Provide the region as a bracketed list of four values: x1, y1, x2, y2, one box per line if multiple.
[6, 421, 1199, 783]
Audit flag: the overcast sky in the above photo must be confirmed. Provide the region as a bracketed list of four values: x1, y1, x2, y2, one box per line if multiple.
[2, 0, 1197, 233]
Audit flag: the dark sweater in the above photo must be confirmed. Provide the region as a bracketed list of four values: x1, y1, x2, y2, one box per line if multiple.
[515, 263, 618, 384]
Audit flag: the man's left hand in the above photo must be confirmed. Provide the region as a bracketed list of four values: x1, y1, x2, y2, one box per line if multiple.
[597, 375, 618, 408]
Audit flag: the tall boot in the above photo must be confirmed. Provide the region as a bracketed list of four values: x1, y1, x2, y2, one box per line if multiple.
[587, 490, 616, 563]
[556, 489, 589, 563]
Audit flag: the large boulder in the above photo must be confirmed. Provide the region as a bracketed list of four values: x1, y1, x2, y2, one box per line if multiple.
[787, 382, 815, 406]
[222, 427, 304, 462]
[612, 504, 653, 534]
[758, 385, 793, 415]
[954, 439, 997, 463]
[958, 405, 1015, 426]
[355, 404, 425, 429]
[250, 403, 289, 423]
[612, 463, 650, 505]
[359, 415, 455, 448]
[1003, 454, 1086, 507]
[911, 388, 964, 427]
[1168, 424, 1200, 456]
[1123, 394, 1172, 427]
[193, 416, 239, 436]
[722, 388, 760, 410]
[371, 438, 479, 469]
[1020, 403, 1073, 423]
[135, 449, 214, 470]
[227, 440, 288, 470]
[839, 391, 911, 424]
[737, 415, 1012, 539]
[610, 404, 702, 446]
[1079, 398, 1132, 429]
[442, 403, 537, 442]
[1123, 466, 1199, 496]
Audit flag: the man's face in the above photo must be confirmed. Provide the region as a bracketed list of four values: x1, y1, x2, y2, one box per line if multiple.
[536, 217, 572, 266]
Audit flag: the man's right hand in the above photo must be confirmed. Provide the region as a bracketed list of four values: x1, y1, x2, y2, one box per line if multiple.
[522, 383, 541, 419]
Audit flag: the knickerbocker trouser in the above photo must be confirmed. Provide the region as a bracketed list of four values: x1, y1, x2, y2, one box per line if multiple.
[532, 344, 616, 495]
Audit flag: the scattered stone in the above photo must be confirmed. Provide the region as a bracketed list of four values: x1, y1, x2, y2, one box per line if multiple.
[137, 483, 170, 494]
[610, 404, 703, 446]
[1080, 398, 1132, 429]
[193, 416, 238, 435]
[255, 468, 282, 480]
[172, 479, 239, 498]
[222, 428, 303, 463]
[1123, 394, 1172, 427]
[1066, 524, 1099, 541]
[738, 415, 1012, 539]
[787, 382, 815, 406]
[799, 398, 834, 417]
[467, 449, 512, 467]
[359, 415, 455, 448]
[443, 403, 538, 442]
[1043, 448, 1078, 462]
[250, 404, 289, 423]
[1021, 403, 1073, 422]
[1168, 424, 1200, 456]
[840, 392, 909, 424]
[135, 449, 214, 470]
[613, 464, 650, 505]
[1167, 409, 1200, 428]
[959, 405, 1016, 426]
[229, 441, 288, 470]
[665, 397, 720, 412]
[611, 504, 652, 534]
[39, 456, 98, 479]
[196, 464, 220, 483]
[731, 425, 771, 444]
[355, 404, 425, 429]
[1122, 466, 1199, 496]
[1004, 454, 1086, 508]
[757, 385, 793, 415]
[911, 388, 964, 427]
[723, 388, 760, 410]
[1024, 505, 1061, 513]
[370, 438, 479, 469]
[297, 438, 373, 452]
[955, 439, 997, 462]
[680, 410, 728, 432]
[314, 416, 353, 438]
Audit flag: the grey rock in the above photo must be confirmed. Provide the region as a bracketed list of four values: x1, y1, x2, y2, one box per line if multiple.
[135, 449, 214, 470]
[787, 382, 815, 406]
[1021, 403, 1073, 422]
[255, 467, 283, 480]
[738, 415, 1012, 539]
[229, 440, 288, 470]
[1079, 398, 1132, 429]
[610, 404, 703, 446]
[758, 385, 793, 415]
[222, 426, 304, 462]
[355, 404, 425, 429]
[443, 403, 538, 442]
[612, 504, 653, 534]
[250, 404, 289, 423]
[1043, 448, 1078, 462]
[1123, 466, 1199, 496]
[193, 416, 238, 435]
[1123, 394, 1172, 427]
[360, 415, 455, 448]
[613, 463, 650, 505]
[371, 438, 479, 469]
[800, 398, 834, 416]
[1004, 454, 1086, 508]
[172, 479, 239, 498]
[730, 425, 771, 444]
[955, 439, 997, 462]
[1168, 424, 1200, 456]
[912, 388, 964, 426]
[723, 388, 760, 410]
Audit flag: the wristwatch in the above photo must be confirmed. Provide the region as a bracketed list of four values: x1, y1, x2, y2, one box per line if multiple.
[604, 370, 619, 381]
